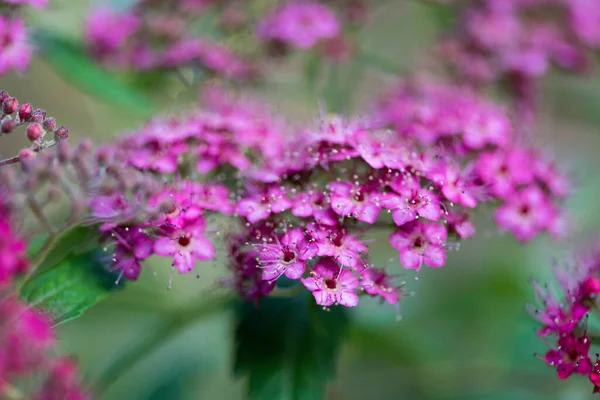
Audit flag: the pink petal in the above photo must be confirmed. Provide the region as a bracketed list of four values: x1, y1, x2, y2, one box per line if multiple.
[191, 236, 215, 260]
[173, 251, 195, 273]
[400, 249, 422, 270]
[153, 237, 176, 256]
[424, 245, 446, 267]
[337, 290, 359, 307]
[357, 202, 380, 224]
[284, 261, 306, 279]
[392, 209, 416, 226]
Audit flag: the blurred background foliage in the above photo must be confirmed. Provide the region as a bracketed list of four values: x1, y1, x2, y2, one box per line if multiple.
[2, 0, 600, 399]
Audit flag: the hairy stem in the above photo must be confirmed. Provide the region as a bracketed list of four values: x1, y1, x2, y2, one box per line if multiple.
[0, 156, 20, 167]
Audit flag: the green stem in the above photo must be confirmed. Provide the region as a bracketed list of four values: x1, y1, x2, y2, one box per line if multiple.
[95, 294, 234, 397]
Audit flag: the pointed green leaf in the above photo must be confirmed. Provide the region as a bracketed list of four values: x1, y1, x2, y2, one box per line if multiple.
[234, 292, 349, 400]
[20, 250, 122, 326]
[34, 30, 155, 115]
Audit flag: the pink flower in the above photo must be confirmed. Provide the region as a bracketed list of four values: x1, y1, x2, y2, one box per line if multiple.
[545, 333, 593, 379]
[476, 150, 535, 197]
[0, 204, 29, 286]
[153, 222, 215, 273]
[301, 258, 359, 307]
[86, 7, 140, 58]
[329, 181, 380, 223]
[257, 228, 317, 281]
[313, 227, 368, 269]
[236, 186, 292, 223]
[430, 162, 478, 208]
[258, 1, 340, 49]
[110, 226, 153, 282]
[494, 186, 556, 242]
[291, 190, 338, 226]
[0, 16, 32, 75]
[361, 268, 401, 305]
[379, 176, 441, 226]
[390, 221, 447, 270]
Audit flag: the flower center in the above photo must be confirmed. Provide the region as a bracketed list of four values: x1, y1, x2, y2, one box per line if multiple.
[413, 236, 426, 251]
[282, 250, 296, 264]
[178, 235, 191, 247]
[324, 278, 337, 290]
[520, 204, 530, 216]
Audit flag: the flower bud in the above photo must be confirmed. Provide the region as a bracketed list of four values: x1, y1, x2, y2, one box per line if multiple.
[3, 97, 19, 114]
[54, 125, 69, 140]
[43, 117, 56, 131]
[1, 117, 15, 134]
[18, 147, 36, 163]
[18, 103, 33, 123]
[30, 109, 46, 123]
[0, 90, 9, 100]
[26, 123, 44, 141]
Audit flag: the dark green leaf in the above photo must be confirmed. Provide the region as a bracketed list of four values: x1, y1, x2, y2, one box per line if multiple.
[234, 292, 349, 400]
[30, 226, 101, 274]
[20, 250, 122, 325]
[33, 30, 155, 115]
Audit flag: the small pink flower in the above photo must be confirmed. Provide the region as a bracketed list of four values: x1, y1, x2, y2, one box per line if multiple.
[86, 8, 140, 58]
[430, 162, 478, 208]
[154, 222, 215, 273]
[313, 227, 368, 269]
[301, 258, 359, 307]
[390, 221, 447, 270]
[258, 228, 317, 281]
[291, 190, 338, 226]
[361, 268, 400, 305]
[0, 16, 32, 75]
[236, 186, 292, 223]
[545, 333, 593, 379]
[329, 181, 380, 224]
[494, 186, 556, 242]
[476, 150, 535, 197]
[379, 176, 441, 226]
[258, 1, 341, 50]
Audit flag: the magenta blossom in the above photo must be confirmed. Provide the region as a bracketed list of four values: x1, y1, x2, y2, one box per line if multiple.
[379, 176, 441, 226]
[390, 221, 447, 270]
[257, 228, 317, 281]
[258, 1, 341, 49]
[361, 267, 401, 305]
[312, 226, 368, 269]
[301, 258, 359, 307]
[291, 190, 338, 226]
[236, 186, 292, 223]
[0, 16, 32, 75]
[329, 181, 380, 223]
[153, 222, 215, 273]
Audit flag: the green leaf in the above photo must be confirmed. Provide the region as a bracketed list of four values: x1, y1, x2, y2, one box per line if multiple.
[234, 292, 350, 400]
[33, 30, 155, 115]
[20, 250, 122, 325]
[420, 1, 456, 30]
[355, 51, 402, 76]
[29, 226, 101, 274]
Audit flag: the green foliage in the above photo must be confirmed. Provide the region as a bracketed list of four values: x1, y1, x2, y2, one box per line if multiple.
[34, 30, 155, 115]
[21, 226, 121, 326]
[21, 249, 122, 326]
[420, 0, 457, 30]
[234, 292, 350, 400]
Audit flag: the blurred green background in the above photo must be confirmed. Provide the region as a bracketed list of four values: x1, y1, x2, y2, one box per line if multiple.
[2, 1, 600, 399]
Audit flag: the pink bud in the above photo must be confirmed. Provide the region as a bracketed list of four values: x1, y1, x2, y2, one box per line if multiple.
[30, 109, 46, 123]
[1, 117, 15, 134]
[19, 147, 36, 161]
[18, 103, 33, 122]
[3, 97, 19, 114]
[0, 90, 9, 100]
[26, 123, 44, 141]
[54, 125, 69, 140]
[582, 276, 600, 297]
[42, 117, 56, 131]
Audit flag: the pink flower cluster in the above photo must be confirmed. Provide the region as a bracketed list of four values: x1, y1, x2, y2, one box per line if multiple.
[258, 1, 341, 50]
[440, 0, 600, 110]
[0, 204, 86, 399]
[529, 245, 600, 393]
[375, 79, 568, 242]
[85, 2, 253, 78]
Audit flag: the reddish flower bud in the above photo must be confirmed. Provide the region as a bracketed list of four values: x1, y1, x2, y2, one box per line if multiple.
[26, 123, 44, 141]
[0, 90, 8, 100]
[18, 103, 33, 123]
[1, 117, 16, 134]
[18, 147, 36, 162]
[42, 117, 56, 131]
[30, 109, 46, 123]
[54, 125, 69, 141]
[3, 97, 19, 114]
